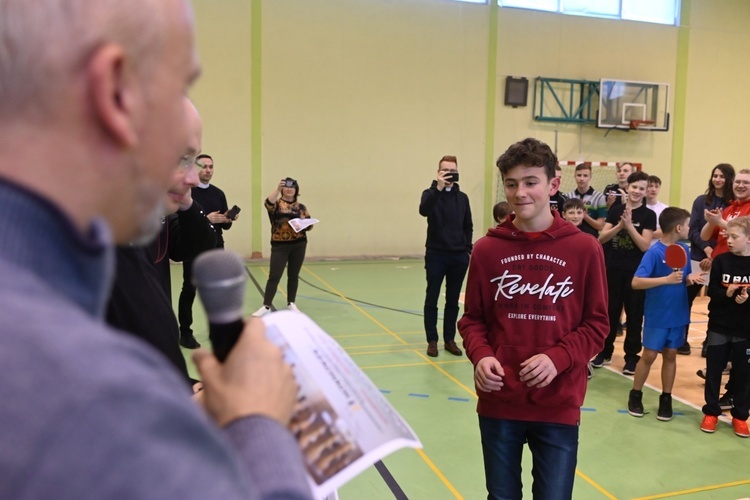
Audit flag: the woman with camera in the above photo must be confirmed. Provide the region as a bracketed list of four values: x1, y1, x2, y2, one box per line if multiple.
[253, 177, 313, 316]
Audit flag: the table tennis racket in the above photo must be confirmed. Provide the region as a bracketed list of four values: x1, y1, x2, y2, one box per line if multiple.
[664, 243, 688, 272]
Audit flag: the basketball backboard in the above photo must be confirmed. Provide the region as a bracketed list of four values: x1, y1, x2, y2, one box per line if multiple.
[597, 79, 669, 131]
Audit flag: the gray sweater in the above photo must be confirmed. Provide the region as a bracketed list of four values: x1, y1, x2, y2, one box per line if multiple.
[0, 178, 311, 499]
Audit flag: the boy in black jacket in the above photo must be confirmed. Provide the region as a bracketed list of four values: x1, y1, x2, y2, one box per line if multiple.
[701, 216, 750, 437]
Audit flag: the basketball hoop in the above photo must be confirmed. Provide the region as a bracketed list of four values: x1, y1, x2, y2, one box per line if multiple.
[629, 119, 656, 130]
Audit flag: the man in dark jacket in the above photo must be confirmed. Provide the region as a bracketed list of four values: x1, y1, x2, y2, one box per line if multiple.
[419, 155, 473, 357]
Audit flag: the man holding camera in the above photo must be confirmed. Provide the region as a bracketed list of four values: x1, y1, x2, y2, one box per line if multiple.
[178, 153, 236, 349]
[419, 155, 473, 357]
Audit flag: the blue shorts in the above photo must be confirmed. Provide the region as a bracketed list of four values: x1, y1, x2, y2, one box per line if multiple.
[643, 326, 685, 352]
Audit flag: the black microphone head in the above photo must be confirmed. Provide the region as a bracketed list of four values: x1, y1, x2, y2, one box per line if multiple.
[192, 249, 247, 324]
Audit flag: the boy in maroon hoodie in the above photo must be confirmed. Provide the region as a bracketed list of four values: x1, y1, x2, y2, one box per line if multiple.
[458, 138, 608, 500]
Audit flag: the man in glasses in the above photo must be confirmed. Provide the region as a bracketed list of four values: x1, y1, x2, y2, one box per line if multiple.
[178, 153, 235, 349]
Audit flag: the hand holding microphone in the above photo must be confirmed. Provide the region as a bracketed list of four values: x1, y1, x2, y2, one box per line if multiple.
[192, 249, 298, 426]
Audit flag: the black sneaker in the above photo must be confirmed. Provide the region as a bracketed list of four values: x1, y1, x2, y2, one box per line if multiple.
[623, 360, 638, 375]
[719, 393, 734, 411]
[628, 389, 644, 417]
[657, 393, 673, 421]
[591, 353, 611, 368]
[179, 334, 201, 349]
[696, 368, 706, 380]
[676, 342, 691, 355]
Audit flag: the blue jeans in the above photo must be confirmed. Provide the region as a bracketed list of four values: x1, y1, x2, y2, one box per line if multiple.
[478, 416, 579, 500]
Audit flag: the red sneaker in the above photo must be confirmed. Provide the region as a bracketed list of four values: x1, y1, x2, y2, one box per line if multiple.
[732, 418, 750, 438]
[700, 415, 719, 433]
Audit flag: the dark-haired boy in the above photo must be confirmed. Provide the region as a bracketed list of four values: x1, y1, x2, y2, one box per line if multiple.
[593, 171, 657, 375]
[458, 138, 608, 499]
[628, 208, 705, 420]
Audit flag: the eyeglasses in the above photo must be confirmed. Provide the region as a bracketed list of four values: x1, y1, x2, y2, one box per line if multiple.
[179, 155, 202, 171]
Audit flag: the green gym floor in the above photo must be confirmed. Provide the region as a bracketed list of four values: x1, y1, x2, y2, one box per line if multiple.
[174, 258, 750, 500]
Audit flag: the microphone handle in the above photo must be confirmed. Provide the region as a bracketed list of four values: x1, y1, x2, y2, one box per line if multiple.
[208, 319, 245, 362]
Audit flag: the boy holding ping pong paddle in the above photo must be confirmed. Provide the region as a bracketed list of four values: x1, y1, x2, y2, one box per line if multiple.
[702, 215, 750, 437]
[629, 208, 706, 421]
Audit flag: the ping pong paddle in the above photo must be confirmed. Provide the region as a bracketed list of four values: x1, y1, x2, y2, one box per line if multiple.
[664, 243, 688, 272]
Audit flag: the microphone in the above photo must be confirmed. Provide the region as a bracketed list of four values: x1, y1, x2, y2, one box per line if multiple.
[192, 249, 248, 362]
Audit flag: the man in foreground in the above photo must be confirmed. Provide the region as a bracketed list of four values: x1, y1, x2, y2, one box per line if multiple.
[459, 138, 608, 499]
[0, 0, 310, 497]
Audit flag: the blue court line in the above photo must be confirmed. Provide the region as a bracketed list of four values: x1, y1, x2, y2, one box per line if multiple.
[581, 407, 596, 412]
[408, 393, 430, 398]
[380, 389, 392, 394]
[448, 397, 470, 402]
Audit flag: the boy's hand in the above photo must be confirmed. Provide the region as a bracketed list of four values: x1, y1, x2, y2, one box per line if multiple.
[475, 357, 504, 392]
[727, 284, 739, 298]
[704, 208, 722, 225]
[699, 257, 712, 272]
[688, 272, 707, 286]
[736, 288, 748, 304]
[620, 205, 633, 228]
[665, 270, 683, 284]
[519, 354, 558, 388]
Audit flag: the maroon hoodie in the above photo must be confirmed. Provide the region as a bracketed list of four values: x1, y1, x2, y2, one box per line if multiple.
[458, 211, 608, 426]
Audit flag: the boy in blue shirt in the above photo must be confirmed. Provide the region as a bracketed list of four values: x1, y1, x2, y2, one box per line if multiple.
[628, 207, 706, 420]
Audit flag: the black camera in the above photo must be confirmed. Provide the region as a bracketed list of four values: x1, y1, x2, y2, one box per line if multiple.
[446, 172, 459, 183]
[284, 178, 298, 188]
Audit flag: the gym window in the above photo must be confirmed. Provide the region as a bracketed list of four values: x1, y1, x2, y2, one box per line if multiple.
[452, 0, 681, 26]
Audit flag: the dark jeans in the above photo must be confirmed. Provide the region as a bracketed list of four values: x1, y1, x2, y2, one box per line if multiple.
[601, 266, 644, 363]
[423, 251, 469, 343]
[703, 332, 749, 420]
[177, 259, 196, 336]
[263, 240, 307, 306]
[478, 416, 578, 500]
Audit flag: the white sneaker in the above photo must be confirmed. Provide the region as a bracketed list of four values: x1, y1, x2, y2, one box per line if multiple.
[287, 302, 300, 312]
[252, 305, 271, 317]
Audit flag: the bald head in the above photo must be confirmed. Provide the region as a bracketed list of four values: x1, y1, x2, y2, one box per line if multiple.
[0, 0, 200, 244]
[0, 0, 189, 119]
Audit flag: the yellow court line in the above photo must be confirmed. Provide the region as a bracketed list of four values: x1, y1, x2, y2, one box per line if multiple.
[632, 478, 750, 500]
[349, 348, 434, 357]
[345, 341, 425, 350]
[575, 469, 617, 500]
[302, 266, 408, 345]
[414, 350, 477, 399]
[335, 330, 423, 339]
[362, 359, 469, 370]
[415, 448, 463, 499]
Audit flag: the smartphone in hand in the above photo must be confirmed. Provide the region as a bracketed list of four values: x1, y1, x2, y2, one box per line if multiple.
[226, 205, 241, 220]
